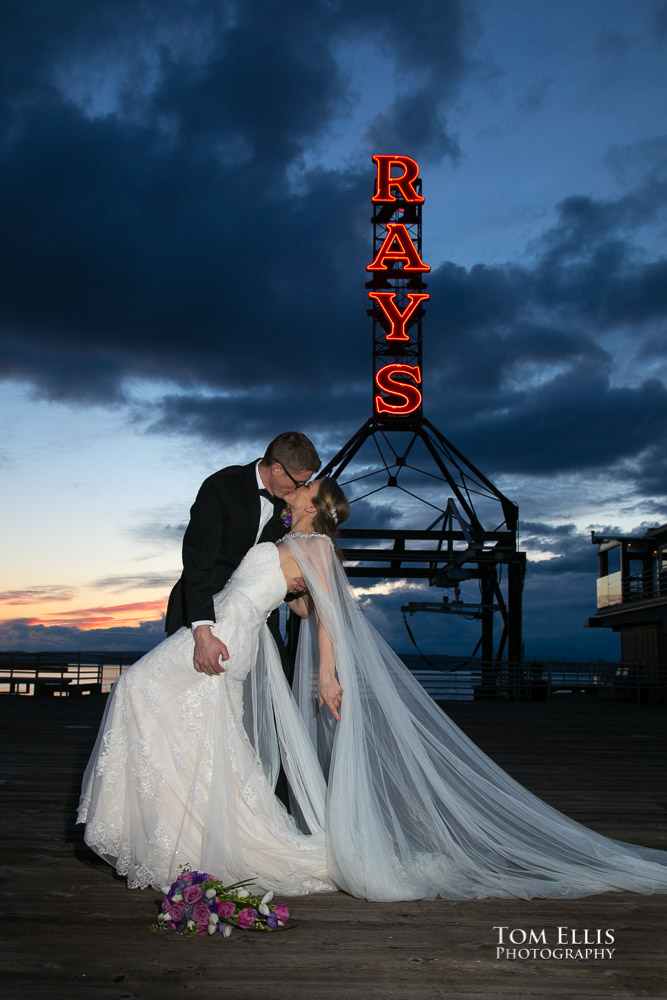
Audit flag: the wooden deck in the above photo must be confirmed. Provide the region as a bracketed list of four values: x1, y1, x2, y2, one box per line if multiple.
[1, 694, 666, 1000]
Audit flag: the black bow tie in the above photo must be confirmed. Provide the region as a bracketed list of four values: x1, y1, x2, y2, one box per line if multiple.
[259, 489, 284, 513]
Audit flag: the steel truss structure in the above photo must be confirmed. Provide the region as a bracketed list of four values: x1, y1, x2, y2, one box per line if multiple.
[320, 417, 526, 688]
[318, 159, 525, 692]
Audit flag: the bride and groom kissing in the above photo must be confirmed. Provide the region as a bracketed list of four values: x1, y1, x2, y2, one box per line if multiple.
[165, 432, 322, 670]
[78, 430, 667, 902]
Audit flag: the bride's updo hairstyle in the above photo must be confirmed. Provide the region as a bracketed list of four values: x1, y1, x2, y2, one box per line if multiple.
[312, 477, 350, 543]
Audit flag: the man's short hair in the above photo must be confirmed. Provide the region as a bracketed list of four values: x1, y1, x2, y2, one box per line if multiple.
[263, 432, 321, 474]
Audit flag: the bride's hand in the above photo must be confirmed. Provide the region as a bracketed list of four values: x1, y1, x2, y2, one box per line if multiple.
[193, 625, 229, 675]
[318, 673, 343, 721]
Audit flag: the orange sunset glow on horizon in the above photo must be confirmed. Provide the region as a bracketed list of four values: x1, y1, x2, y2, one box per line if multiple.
[2, 599, 167, 632]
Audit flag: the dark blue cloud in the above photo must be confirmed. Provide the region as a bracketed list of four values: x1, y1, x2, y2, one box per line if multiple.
[1, 0, 667, 666]
[521, 521, 599, 575]
[0, 619, 161, 652]
[2, 0, 666, 496]
[0, 0, 470, 400]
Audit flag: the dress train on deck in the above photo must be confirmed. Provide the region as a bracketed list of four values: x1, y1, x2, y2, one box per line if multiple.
[78, 534, 667, 901]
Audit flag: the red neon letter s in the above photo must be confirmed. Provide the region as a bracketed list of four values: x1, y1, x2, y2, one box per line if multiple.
[372, 155, 424, 203]
[368, 291, 430, 341]
[366, 224, 430, 272]
[375, 364, 422, 415]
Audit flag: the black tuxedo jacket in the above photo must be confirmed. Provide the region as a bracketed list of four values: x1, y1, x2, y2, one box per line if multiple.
[165, 460, 288, 635]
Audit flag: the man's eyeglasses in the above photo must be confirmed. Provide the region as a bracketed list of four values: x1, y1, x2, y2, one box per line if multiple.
[269, 458, 311, 490]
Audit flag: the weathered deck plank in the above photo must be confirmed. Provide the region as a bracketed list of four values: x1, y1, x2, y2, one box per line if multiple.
[0, 695, 665, 999]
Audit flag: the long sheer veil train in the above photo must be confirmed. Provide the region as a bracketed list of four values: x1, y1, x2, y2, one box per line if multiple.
[276, 533, 667, 902]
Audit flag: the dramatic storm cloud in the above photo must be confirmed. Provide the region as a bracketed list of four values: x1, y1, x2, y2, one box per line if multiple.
[1, 0, 665, 658]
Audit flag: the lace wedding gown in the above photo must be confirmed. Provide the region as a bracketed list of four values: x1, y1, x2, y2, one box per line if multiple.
[78, 534, 667, 901]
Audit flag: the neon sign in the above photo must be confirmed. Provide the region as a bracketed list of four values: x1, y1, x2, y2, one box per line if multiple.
[367, 223, 430, 273]
[367, 154, 429, 421]
[371, 155, 425, 204]
[374, 364, 422, 414]
[367, 291, 430, 341]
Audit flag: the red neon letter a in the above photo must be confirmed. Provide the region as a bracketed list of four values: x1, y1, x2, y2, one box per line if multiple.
[375, 364, 423, 415]
[368, 291, 430, 341]
[372, 155, 424, 203]
[366, 224, 430, 272]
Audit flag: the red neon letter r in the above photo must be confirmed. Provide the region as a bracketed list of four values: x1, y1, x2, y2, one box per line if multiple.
[372, 155, 424, 204]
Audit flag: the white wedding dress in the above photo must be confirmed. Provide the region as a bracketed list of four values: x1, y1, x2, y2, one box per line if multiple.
[78, 533, 667, 901]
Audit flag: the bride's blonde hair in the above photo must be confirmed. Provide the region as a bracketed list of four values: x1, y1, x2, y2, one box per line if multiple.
[312, 477, 350, 542]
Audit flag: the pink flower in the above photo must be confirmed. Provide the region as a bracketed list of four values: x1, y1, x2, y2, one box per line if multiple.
[237, 908, 257, 930]
[168, 921, 178, 932]
[218, 901, 236, 919]
[192, 903, 212, 925]
[183, 885, 203, 904]
[161, 897, 171, 912]
[179, 871, 194, 884]
[274, 904, 290, 922]
[169, 902, 184, 922]
[196, 923, 208, 935]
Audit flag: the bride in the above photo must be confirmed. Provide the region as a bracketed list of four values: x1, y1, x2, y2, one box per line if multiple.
[78, 478, 667, 901]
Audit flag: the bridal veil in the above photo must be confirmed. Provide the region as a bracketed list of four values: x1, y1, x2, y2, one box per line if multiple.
[276, 533, 667, 902]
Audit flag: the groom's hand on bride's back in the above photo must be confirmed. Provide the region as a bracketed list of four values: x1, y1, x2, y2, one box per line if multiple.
[192, 625, 230, 675]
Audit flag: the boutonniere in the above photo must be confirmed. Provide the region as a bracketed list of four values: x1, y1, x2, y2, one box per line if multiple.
[280, 505, 292, 529]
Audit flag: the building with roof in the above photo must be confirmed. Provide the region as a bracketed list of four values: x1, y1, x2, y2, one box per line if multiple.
[586, 524, 667, 698]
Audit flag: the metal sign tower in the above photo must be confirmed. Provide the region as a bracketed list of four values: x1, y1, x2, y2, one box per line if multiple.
[321, 155, 525, 690]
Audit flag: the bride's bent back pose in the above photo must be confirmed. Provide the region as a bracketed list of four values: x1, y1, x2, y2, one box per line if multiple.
[79, 479, 667, 901]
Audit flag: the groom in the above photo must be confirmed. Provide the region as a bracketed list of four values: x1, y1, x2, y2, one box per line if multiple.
[165, 431, 321, 677]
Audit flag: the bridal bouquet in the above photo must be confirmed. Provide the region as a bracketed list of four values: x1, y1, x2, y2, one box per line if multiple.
[151, 867, 290, 938]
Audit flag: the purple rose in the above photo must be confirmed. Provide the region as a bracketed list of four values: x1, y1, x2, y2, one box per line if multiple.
[218, 901, 236, 919]
[180, 871, 194, 884]
[237, 908, 257, 930]
[274, 904, 290, 922]
[196, 923, 208, 935]
[183, 885, 203, 904]
[192, 903, 211, 925]
[161, 896, 171, 912]
[266, 913, 278, 929]
[169, 902, 184, 922]
[168, 921, 178, 932]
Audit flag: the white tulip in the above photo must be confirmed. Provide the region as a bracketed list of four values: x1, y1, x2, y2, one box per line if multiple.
[187, 920, 195, 929]
[258, 903, 270, 916]
[172, 893, 183, 903]
[209, 913, 219, 924]
[277, 920, 284, 927]
[223, 924, 233, 938]
[260, 890, 274, 906]
[205, 889, 216, 899]
[237, 889, 250, 898]
[207, 924, 217, 935]
[161, 913, 172, 922]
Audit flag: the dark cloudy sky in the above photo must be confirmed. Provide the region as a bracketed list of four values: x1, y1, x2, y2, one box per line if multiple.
[1, 0, 666, 659]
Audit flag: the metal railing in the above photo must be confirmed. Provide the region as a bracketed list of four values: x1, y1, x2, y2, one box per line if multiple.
[0, 651, 144, 696]
[1, 652, 665, 703]
[597, 569, 667, 609]
[402, 657, 667, 703]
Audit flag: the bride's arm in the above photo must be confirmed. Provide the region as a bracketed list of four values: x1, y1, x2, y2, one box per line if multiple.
[283, 534, 343, 717]
[286, 592, 313, 618]
[316, 611, 342, 721]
